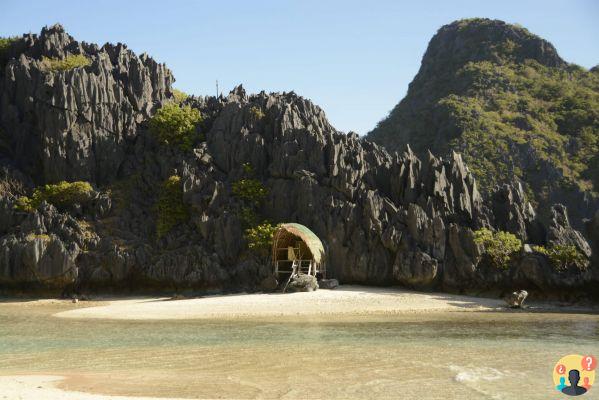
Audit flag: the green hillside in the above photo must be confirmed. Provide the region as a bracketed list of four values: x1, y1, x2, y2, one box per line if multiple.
[368, 18, 599, 217]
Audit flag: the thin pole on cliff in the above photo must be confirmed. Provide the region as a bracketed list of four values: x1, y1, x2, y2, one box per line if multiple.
[216, 80, 219, 98]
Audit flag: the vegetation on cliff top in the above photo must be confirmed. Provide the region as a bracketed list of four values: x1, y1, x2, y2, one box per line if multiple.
[149, 103, 203, 151]
[368, 18, 599, 209]
[40, 54, 91, 71]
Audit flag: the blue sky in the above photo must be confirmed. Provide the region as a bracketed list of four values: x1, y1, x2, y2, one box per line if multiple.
[2, 0, 598, 135]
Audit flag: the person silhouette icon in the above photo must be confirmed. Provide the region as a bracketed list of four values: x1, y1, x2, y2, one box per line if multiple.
[562, 369, 587, 396]
[556, 376, 567, 391]
[582, 376, 591, 390]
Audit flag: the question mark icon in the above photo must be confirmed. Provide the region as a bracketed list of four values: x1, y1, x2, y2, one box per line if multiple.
[581, 355, 597, 371]
[556, 363, 566, 374]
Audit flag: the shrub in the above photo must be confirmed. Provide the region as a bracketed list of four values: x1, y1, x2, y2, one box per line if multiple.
[149, 103, 203, 151]
[15, 181, 93, 212]
[474, 228, 522, 269]
[156, 175, 189, 238]
[0, 37, 18, 53]
[40, 54, 91, 71]
[532, 244, 587, 271]
[249, 106, 265, 121]
[245, 222, 278, 254]
[39, 181, 93, 207]
[172, 88, 189, 104]
[25, 233, 50, 242]
[0, 36, 19, 65]
[14, 196, 35, 212]
[231, 179, 268, 207]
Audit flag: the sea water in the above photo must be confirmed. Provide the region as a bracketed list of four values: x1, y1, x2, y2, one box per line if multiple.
[0, 302, 597, 399]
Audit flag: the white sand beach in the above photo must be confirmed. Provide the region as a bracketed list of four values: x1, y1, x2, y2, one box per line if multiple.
[0, 375, 189, 400]
[53, 285, 506, 320]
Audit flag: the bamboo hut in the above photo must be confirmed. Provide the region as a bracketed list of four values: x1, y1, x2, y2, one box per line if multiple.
[272, 223, 326, 281]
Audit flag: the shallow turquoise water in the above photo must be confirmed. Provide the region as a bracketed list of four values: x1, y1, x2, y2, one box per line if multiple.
[0, 303, 597, 399]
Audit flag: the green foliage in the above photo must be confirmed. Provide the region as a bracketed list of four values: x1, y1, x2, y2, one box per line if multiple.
[149, 103, 203, 151]
[249, 106, 265, 121]
[474, 228, 522, 269]
[231, 179, 268, 207]
[15, 181, 93, 212]
[369, 20, 599, 207]
[172, 88, 189, 104]
[443, 60, 599, 196]
[40, 54, 91, 71]
[532, 244, 587, 271]
[242, 162, 254, 175]
[14, 196, 35, 212]
[37, 181, 93, 207]
[0, 36, 19, 66]
[231, 163, 277, 254]
[156, 175, 189, 238]
[245, 222, 279, 254]
[25, 233, 50, 242]
[0, 37, 18, 53]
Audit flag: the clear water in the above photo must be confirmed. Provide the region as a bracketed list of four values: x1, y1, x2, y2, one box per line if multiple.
[0, 302, 597, 399]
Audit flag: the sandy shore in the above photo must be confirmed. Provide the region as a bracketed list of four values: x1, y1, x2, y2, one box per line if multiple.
[0, 375, 189, 400]
[53, 285, 506, 320]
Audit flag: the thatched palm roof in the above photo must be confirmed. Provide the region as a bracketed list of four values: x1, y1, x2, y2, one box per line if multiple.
[273, 223, 325, 265]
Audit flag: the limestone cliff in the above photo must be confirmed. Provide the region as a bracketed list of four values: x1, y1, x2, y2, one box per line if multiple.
[0, 25, 596, 298]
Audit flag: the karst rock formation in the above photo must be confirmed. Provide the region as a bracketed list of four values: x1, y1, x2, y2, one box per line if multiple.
[0, 24, 596, 298]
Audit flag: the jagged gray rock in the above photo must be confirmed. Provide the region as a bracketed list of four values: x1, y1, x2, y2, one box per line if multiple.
[318, 278, 339, 289]
[0, 26, 595, 298]
[547, 204, 592, 258]
[0, 24, 174, 185]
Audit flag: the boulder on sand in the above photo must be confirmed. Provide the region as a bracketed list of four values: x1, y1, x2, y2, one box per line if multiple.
[505, 290, 528, 308]
[286, 274, 318, 292]
[318, 278, 339, 289]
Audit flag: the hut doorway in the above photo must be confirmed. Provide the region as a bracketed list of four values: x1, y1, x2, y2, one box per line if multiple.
[272, 223, 326, 282]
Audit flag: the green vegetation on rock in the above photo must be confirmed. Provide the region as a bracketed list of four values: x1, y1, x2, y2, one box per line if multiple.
[368, 18, 599, 211]
[245, 222, 279, 254]
[15, 181, 93, 212]
[532, 244, 587, 271]
[474, 228, 522, 269]
[249, 105, 265, 121]
[0, 36, 19, 67]
[40, 54, 91, 71]
[156, 175, 189, 238]
[231, 163, 277, 252]
[149, 103, 203, 151]
[232, 179, 268, 207]
[172, 88, 189, 104]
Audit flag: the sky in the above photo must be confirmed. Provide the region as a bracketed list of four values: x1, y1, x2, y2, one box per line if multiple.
[1, 0, 598, 135]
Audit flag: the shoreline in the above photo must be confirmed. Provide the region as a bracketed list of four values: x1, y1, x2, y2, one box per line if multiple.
[1, 287, 597, 400]
[1, 285, 597, 321]
[0, 375, 188, 400]
[39, 285, 598, 320]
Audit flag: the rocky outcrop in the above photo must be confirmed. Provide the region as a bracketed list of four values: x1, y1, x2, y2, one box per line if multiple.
[547, 204, 592, 258]
[0, 24, 174, 185]
[366, 18, 599, 226]
[0, 201, 90, 288]
[0, 25, 595, 298]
